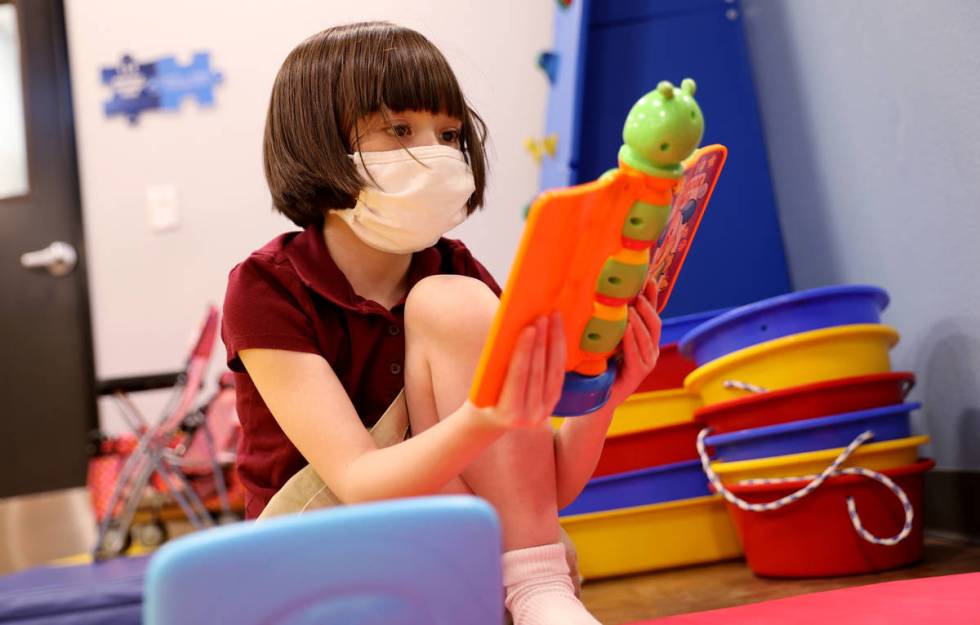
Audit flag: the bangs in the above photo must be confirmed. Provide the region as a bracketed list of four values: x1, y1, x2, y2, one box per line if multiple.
[379, 38, 467, 118]
[337, 24, 468, 128]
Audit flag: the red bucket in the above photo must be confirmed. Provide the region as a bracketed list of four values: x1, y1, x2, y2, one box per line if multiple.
[694, 372, 914, 435]
[636, 343, 697, 393]
[722, 459, 933, 578]
[593, 420, 705, 477]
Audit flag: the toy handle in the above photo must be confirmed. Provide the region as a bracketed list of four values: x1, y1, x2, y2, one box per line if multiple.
[552, 360, 618, 417]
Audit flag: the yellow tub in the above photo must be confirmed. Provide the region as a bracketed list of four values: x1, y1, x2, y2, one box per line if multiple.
[711, 435, 930, 484]
[552, 388, 701, 436]
[559, 495, 742, 579]
[684, 324, 899, 406]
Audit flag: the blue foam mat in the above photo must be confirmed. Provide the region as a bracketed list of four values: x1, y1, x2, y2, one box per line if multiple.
[0, 556, 147, 624]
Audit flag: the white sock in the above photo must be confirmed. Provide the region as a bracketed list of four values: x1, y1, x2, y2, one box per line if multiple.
[502, 543, 602, 625]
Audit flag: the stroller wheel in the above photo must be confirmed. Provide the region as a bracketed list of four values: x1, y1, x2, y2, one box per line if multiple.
[217, 512, 241, 526]
[97, 522, 132, 559]
[133, 520, 168, 548]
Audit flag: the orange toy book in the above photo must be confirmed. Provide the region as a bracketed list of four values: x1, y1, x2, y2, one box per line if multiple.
[469, 144, 727, 411]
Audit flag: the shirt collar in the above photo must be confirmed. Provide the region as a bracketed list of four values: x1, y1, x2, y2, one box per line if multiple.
[283, 226, 444, 314]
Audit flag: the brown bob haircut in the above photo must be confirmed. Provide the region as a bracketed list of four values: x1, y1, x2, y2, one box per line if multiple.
[263, 21, 489, 229]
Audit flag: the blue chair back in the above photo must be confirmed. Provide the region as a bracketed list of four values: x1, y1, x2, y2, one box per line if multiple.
[144, 496, 502, 625]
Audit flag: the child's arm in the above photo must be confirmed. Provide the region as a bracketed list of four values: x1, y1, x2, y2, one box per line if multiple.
[240, 315, 564, 504]
[553, 282, 662, 508]
[553, 403, 616, 509]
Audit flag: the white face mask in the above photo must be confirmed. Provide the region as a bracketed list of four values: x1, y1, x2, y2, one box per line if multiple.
[334, 144, 476, 254]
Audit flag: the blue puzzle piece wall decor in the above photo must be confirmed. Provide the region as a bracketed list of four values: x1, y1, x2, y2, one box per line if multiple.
[101, 52, 223, 124]
[536, 51, 560, 85]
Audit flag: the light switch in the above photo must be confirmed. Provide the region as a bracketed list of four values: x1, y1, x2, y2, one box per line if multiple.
[146, 184, 180, 232]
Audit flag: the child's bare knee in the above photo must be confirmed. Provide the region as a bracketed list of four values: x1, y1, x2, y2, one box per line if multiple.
[405, 275, 497, 340]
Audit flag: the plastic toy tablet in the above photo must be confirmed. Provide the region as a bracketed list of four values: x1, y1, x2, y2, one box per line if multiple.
[470, 79, 727, 414]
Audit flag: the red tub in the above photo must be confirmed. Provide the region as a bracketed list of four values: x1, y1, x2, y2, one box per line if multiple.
[593, 420, 706, 477]
[694, 372, 914, 435]
[636, 343, 697, 393]
[722, 459, 933, 578]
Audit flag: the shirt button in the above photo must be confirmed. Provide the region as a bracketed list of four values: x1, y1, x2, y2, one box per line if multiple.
[389, 363, 402, 375]
[388, 325, 401, 336]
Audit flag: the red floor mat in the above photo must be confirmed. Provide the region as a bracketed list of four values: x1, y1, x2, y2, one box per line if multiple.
[630, 573, 979, 624]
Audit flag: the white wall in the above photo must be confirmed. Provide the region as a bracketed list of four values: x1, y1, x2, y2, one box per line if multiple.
[64, 1, 552, 432]
[741, 1, 980, 470]
[0, 4, 29, 199]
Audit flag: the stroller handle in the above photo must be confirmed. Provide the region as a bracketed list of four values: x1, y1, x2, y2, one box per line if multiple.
[190, 305, 221, 361]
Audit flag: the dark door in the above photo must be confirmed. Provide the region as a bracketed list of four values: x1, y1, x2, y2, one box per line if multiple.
[0, 0, 97, 497]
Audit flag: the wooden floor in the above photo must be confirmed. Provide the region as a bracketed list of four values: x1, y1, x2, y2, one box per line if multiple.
[580, 535, 980, 624]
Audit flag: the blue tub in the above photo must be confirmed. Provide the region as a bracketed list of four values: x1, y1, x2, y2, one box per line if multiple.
[559, 459, 709, 516]
[660, 307, 733, 346]
[678, 285, 889, 365]
[704, 402, 918, 462]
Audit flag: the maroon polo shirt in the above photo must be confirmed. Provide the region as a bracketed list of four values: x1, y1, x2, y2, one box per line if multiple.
[222, 225, 501, 518]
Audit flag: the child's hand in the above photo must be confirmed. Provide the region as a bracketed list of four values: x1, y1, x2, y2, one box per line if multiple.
[466, 312, 567, 430]
[608, 279, 662, 407]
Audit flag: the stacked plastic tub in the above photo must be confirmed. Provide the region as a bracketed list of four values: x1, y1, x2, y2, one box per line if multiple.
[557, 309, 744, 580]
[679, 285, 932, 577]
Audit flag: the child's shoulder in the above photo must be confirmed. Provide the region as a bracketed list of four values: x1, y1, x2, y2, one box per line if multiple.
[226, 230, 308, 297]
[433, 236, 480, 272]
[435, 237, 501, 295]
[238, 230, 304, 267]
[434, 236, 472, 258]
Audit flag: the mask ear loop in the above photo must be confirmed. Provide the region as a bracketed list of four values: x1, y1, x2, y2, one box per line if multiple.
[459, 103, 489, 214]
[350, 117, 385, 192]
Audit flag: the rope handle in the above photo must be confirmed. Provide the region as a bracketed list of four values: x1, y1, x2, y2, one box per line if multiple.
[726, 377, 917, 401]
[901, 377, 916, 398]
[697, 428, 914, 546]
[723, 379, 767, 394]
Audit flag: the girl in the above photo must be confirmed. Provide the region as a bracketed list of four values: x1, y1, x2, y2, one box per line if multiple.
[222, 21, 661, 625]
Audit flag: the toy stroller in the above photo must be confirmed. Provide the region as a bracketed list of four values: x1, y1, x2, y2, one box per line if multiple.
[88, 306, 243, 559]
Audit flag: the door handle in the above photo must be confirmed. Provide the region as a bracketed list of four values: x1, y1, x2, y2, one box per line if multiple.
[20, 241, 78, 277]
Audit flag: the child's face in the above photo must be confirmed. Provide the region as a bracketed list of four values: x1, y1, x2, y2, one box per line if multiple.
[353, 110, 463, 153]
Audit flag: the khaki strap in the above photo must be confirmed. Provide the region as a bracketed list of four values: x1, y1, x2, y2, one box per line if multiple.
[258, 389, 409, 520]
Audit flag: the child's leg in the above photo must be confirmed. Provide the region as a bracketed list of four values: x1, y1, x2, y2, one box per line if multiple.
[403, 275, 559, 547]
[403, 276, 598, 624]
